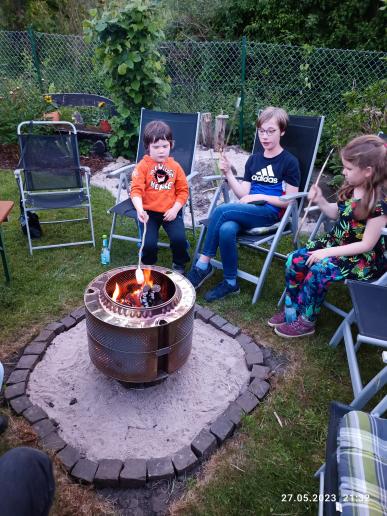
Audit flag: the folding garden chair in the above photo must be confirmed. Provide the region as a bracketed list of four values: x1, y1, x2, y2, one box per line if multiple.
[108, 108, 200, 252]
[15, 121, 95, 254]
[315, 279, 387, 515]
[308, 217, 387, 347]
[193, 114, 324, 303]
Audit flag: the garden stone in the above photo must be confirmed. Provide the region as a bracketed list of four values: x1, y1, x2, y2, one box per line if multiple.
[9, 395, 32, 415]
[23, 405, 48, 424]
[249, 379, 270, 400]
[209, 314, 228, 329]
[32, 419, 56, 439]
[59, 316, 77, 330]
[95, 459, 123, 487]
[210, 415, 235, 444]
[23, 341, 47, 356]
[120, 459, 147, 487]
[15, 355, 40, 370]
[72, 458, 98, 484]
[39, 431, 67, 453]
[250, 365, 270, 381]
[147, 457, 174, 481]
[6, 369, 29, 385]
[245, 350, 264, 369]
[235, 391, 259, 413]
[33, 329, 56, 343]
[57, 445, 81, 472]
[195, 306, 215, 322]
[191, 429, 217, 460]
[172, 446, 198, 476]
[4, 382, 26, 400]
[221, 323, 241, 338]
[45, 321, 66, 335]
[223, 402, 245, 426]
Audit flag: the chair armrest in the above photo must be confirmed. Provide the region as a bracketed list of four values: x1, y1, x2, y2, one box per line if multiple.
[14, 169, 23, 177]
[186, 170, 199, 183]
[80, 166, 91, 175]
[281, 191, 309, 201]
[106, 163, 135, 178]
[202, 175, 225, 182]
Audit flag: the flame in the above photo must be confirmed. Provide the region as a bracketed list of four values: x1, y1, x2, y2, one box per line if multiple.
[112, 282, 120, 302]
[143, 268, 153, 287]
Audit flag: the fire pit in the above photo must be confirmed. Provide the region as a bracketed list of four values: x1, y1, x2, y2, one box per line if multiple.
[84, 266, 195, 383]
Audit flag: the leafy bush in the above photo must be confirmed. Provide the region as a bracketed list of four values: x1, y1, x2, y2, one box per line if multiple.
[84, 0, 171, 158]
[327, 78, 386, 185]
[0, 79, 45, 144]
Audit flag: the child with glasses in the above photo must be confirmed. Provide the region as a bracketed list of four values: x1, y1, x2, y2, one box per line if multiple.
[187, 106, 301, 301]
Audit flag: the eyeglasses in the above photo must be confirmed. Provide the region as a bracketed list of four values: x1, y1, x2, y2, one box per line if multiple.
[258, 129, 278, 136]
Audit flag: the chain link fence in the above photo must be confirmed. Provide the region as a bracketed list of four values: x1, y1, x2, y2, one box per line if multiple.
[1, 29, 385, 145]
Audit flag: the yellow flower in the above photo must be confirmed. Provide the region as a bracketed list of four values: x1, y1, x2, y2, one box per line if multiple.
[98, 101, 106, 108]
[44, 95, 52, 103]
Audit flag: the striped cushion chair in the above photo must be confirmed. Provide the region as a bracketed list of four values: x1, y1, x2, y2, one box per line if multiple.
[338, 410, 387, 515]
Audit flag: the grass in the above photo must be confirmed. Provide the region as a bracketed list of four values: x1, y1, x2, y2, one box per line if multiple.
[0, 169, 384, 515]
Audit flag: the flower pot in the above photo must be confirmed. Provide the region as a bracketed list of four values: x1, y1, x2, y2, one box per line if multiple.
[43, 111, 61, 122]
[99, 119, 112, 133]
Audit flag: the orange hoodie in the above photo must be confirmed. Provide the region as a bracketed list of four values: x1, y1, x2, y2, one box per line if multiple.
[130, 155, 189, 213]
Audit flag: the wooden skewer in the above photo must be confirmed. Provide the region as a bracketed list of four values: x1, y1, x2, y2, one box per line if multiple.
[293, 147, 335, 243]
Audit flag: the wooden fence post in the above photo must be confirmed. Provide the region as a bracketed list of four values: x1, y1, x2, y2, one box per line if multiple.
[214, 114, 229, 152]
[200, 112, 212, 148]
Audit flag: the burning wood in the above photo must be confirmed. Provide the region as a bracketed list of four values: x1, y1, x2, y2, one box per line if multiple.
[112, 281, 162, 308]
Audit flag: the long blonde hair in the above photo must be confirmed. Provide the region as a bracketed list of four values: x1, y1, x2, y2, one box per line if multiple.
[338, 134, 387, 220]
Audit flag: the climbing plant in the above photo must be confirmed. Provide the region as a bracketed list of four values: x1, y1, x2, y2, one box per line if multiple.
[84, 0, 171, 157]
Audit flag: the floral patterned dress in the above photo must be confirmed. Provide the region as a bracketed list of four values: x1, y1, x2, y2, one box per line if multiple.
[306, 197, 387, 281]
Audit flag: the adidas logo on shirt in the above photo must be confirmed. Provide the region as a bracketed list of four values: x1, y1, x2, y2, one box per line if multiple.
[251, 164, 278, 183]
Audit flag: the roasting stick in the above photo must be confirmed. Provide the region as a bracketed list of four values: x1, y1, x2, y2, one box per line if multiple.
[293, 147, 334, 243]
[135, 220, 147, 284]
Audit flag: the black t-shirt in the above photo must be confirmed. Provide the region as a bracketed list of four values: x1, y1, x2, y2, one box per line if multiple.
[243, 150, 300, 213]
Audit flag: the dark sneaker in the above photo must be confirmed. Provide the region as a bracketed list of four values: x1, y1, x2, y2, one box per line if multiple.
[267, 311, 285, 327]
[172, 263, 185, 275]
[186, 263, 214, 289]
[204, 280, 240, 302]
[274, 316, 315, 338]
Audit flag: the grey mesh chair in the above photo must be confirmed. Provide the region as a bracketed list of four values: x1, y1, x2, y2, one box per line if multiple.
[107, 108, 200, 252]
[193, 114, 324, 303]
[15, 121, 95, 254]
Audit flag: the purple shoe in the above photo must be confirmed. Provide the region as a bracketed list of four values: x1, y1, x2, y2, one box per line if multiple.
[274, 316, 315, 338]
[267, 311, 285, 327]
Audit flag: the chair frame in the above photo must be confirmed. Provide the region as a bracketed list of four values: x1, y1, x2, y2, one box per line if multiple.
[193, 114, 324, 303]
[15, 121, 95, 255]
[308, 215, 387, 347]
[107, 108, 200, 252]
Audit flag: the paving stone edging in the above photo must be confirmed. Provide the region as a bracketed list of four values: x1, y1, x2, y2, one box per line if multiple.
[5, 304, 272, 487]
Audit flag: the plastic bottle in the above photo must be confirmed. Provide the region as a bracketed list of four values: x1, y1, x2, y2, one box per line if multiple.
[284, 295, 297, 324]
[100, 234, 110, 266]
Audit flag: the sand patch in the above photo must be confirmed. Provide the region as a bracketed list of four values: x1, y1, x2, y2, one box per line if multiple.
[28, 319, 249, 461]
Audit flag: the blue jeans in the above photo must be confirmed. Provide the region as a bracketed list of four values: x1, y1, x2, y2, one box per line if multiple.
[0, 447, 55, 516]
[202, 203, 279, 280]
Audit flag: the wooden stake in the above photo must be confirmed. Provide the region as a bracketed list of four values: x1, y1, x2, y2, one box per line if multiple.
[200, 112, 212, 148]
[214, 114, 229, 152]
[294, 148, 335, 243]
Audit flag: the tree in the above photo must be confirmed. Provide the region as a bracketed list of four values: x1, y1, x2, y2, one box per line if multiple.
[161, 0, 387, 51]
[84, 0, 171, 156]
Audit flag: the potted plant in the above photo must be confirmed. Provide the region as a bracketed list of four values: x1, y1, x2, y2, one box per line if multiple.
[42, 95, 60, 121]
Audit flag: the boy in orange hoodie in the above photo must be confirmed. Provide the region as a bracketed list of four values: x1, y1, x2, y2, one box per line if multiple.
[130, 120, 190, 272]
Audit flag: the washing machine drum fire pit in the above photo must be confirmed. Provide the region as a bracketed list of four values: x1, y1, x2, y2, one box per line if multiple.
[84, 266, 196, 383]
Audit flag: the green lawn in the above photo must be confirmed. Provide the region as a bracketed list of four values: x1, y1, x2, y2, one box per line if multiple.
[0, 169, 383, 515]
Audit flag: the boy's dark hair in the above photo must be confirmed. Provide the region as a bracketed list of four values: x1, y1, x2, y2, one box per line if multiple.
[143, 120, 173, 150]
[256, 106, 289, 132]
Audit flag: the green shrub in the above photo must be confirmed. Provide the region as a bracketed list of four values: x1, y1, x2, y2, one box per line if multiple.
[84, 0, 171, 158]
[0, 79, 45, 144]
[327, 78, 386, 185]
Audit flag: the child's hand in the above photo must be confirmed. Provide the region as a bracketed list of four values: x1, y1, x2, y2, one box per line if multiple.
[163, 206, 179, 222]
[306, 248, 332, 266]
[308, 184, 324, 203]
[137, 209, 149, 224]
[219, 155, 232, 176]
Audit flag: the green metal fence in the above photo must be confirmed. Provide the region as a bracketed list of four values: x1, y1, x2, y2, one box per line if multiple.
[1, 29, 386, 145]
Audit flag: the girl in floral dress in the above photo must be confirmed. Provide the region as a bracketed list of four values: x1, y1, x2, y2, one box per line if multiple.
[268, 134, 387, 338]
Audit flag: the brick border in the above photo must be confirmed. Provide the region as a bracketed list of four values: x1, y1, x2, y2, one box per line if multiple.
[6, 304, 272, 487]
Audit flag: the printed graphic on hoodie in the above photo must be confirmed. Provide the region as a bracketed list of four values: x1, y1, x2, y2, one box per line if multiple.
[150, 163, 174, 190]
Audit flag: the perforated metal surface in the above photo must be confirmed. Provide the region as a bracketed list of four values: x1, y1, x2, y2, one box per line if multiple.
[84, 266, 195, 383]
